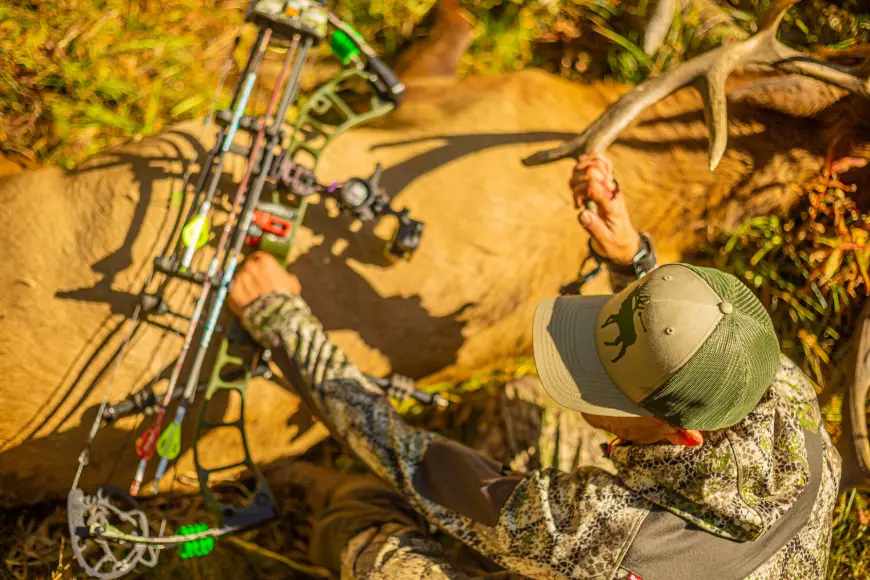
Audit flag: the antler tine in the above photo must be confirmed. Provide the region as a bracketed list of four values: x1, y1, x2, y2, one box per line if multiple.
[523, 0, 869, 171]
[521, 43, 742, 170]
[743, 0, 870, 97]
[702, 0, 800, 169]
[758, 0, 799, 29]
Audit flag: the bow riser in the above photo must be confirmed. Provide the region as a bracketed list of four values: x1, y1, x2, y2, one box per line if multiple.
[69, 2, 424, 577]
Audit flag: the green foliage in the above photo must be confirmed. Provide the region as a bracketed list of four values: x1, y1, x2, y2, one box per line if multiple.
[829, 489, 870, 579]
[4, 0, 870, 167]
[0, 0, 242, 168]
[710, 168, 870, 389]
[729, 0, 870, 46]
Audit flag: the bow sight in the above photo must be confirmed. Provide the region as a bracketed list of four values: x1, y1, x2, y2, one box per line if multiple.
[67, 2, 434, 578]
[332, 163, 425, 260]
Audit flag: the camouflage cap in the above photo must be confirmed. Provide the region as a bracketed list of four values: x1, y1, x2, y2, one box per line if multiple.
[532, 263, 780, 430]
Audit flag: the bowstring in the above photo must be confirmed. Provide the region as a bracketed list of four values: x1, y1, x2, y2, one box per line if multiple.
[70, 303, 143, 492]
[157, 35, 325, 529]
[71, 32, 238, 494]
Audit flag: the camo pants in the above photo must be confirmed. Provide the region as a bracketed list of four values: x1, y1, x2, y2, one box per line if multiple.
[308, 376, 612, 579]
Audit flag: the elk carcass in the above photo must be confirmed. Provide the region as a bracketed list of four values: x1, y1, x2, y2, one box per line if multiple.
[1, 0, 868, 506]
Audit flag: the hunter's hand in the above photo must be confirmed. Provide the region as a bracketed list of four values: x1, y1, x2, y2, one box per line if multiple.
[569, 153, 641, 266]
[229, 252, 301, 316]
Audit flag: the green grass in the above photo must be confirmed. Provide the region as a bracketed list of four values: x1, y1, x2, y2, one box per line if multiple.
[829, 488, 870, 578]
[0, 0, 247, 168]
[6, 0, 870, 168]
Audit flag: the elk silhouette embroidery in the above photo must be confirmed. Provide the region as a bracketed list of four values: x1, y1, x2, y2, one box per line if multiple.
[601, 283, 650, 363]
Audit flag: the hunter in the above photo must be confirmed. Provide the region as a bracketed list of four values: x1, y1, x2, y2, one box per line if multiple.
[227, 153, 841, 579]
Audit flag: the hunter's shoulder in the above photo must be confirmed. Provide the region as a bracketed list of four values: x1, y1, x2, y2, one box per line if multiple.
[771, 353, 824, 430]
[497, 466, 649, 576]
[771, 353, 816, 396]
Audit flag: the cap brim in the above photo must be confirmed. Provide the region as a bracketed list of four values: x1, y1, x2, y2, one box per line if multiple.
[533, 295, 652, 418]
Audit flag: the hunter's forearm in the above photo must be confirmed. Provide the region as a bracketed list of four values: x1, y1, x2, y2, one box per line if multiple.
[239, 290, 444, 482]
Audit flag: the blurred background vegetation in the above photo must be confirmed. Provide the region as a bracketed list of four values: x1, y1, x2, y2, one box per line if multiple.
[1, 0, 870, 577]
[3, 0, 870, 168]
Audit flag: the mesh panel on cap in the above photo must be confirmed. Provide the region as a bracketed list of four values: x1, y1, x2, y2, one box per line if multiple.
[640, 264, 780, 430]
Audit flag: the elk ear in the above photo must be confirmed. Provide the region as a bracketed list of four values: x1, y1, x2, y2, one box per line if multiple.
[392, 0, 475, 83]
[728, 74, 850, 119]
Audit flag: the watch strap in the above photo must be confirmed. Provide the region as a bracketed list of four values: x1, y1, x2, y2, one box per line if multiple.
[588, 232, 657, 279]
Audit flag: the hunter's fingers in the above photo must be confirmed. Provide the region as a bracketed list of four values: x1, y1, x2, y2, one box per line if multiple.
[228, 268, 256, 315]
[241, 251, 302, 296]
[231, 271, 252, 298]
[573, 158, 609, 176]
[570, 166, 617, 203]
[598, 186, 633, 224]
[572, 178, 617, 209]
[578, 209, 614, 245]
[575, 158, 615, 187]
[575, 153, 613, 174]
[570, 162, 614, 188]
[249, 251, 271, 263]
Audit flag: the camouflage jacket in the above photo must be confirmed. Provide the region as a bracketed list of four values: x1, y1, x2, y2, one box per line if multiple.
[241, 290, 841, 580]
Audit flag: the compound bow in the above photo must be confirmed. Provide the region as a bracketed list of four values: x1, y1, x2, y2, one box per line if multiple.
[67, 2, 442, 577]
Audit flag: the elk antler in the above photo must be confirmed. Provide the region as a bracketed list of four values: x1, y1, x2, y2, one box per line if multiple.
[523, 0, 870, 171]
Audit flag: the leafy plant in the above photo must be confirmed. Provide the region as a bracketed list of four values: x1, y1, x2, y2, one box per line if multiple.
[710, 161, 870, 389]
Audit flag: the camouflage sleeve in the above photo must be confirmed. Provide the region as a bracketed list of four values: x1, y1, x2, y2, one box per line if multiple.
[240, 290, 649, 578]
[239, 289, 433, 469]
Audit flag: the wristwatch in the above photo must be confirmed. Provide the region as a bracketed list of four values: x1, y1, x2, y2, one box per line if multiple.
[589, 231, 657, 279]
[560, 232, 657, 296]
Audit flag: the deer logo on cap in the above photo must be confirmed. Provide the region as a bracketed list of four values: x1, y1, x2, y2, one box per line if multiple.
[601, 283, 650, 362]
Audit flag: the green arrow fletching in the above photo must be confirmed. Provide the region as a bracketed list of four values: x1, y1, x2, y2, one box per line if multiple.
[156, 421, 182, 460]
[182, 216, 209, 250]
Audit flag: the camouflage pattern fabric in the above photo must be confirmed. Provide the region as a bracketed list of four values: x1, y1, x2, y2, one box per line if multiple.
[241, 281, 840, 579]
